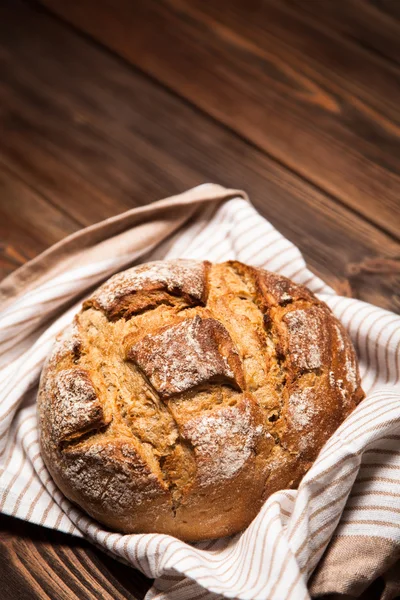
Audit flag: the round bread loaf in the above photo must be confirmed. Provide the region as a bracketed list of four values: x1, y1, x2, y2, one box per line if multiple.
[38, 259, 364, 541]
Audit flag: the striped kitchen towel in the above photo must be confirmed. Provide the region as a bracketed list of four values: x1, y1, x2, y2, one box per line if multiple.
[0, 184, 399, 600]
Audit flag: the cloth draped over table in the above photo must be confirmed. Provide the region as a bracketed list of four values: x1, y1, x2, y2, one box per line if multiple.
[0, 184, 399, 600]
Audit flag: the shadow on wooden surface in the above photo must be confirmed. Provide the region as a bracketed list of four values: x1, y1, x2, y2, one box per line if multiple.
[41, 0, 400, 237]
[0, 514, 151, 599]
[0, 0, 399, 312]
[0, 0, 399, 598]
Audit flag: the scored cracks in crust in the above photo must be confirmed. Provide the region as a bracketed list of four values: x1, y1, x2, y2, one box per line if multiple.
[50, 261, 356, 474]
[225, 260, 361, 462]
[40, 259, 364, 534]
[227, 262, 300, 456]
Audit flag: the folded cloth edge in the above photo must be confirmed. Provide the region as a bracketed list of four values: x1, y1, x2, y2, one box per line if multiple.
[0, 183, 247, 310]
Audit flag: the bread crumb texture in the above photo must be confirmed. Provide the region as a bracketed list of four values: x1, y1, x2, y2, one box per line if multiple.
[38, 260, 364, 540]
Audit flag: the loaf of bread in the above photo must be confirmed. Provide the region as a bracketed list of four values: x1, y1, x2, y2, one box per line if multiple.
[38, 259, 364, 541]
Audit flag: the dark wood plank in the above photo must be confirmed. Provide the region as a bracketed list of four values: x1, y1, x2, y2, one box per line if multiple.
[0, 515, 150, 599]
[285, 0, 400, 67]
[40, 0, 400, 238]
[1, 0, 399, 313]
[374, 0, 400, 21]
[0, 164, 80, 280]
[0, 1, 398, 597]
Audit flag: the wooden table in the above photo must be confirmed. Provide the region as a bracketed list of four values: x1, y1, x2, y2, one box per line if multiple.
[0, 0, 399, 597]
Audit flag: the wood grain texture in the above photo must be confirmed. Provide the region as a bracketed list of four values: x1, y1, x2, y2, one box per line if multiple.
[285, 0, 400, 67]
[373, 0, 400, 21]
[41, 0, 400, 237]
[0, 164, 80, 279]
[0, 0, 399, 598]
[0, 515, 149, 599]
[1, 0, 399, 312]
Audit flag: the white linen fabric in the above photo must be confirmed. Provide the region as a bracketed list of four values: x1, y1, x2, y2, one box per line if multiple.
[0, 185, 399, 600]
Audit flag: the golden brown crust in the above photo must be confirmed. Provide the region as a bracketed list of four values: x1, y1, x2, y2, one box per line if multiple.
[127, 316, 244, 399]
[37, 259, 364, 541]
[51, 368, 110, 442]
[84, 259, 210, 320]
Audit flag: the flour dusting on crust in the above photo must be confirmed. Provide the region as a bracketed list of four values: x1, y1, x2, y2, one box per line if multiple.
[330, 371, 349, 403]
[63, 441, 163, 509]
[284, 308, 322, 371]
[345, 353, 357, 391]
[335, 324, 345, 352]
[49, 322, 80, 365]
[52, 368, 107, 442]
[38, 259, 364, 540]
[91, 259, 207, 312]
[183, 400, 265, 486]
[129, 316, 243, 398]
[288, 387, 318, 429]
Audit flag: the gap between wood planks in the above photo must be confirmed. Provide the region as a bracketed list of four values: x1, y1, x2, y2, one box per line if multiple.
[284, 0, 400, 69]
[0, 2, 398, 598]
[0, 0, 399, 314]
[38, 0, 400, 239]
[36, 0, 398, 246]
[0, 514, 150, 599]
[22, 0, 400, 245]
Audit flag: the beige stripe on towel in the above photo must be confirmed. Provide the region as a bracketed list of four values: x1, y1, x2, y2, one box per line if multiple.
[0, 184, 399, 600]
